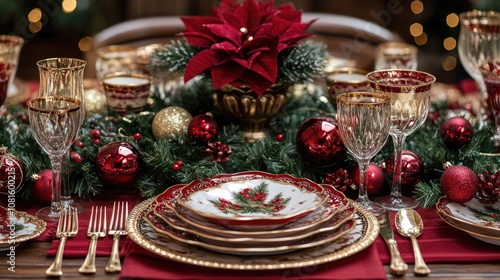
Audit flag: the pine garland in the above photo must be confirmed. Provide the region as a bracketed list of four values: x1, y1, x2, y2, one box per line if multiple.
[2, 41, 500, 208]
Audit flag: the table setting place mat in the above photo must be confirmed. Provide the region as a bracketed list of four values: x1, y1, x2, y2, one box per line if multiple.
[375, 207, 500, 264]
[119, 241, 386, 280]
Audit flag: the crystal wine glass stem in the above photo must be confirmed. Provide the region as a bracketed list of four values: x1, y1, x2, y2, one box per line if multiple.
[357, 158, 371, 205]
[49, 154, 64, 213]
[60, 151, 72, 204]
[391, 133, 407, 201]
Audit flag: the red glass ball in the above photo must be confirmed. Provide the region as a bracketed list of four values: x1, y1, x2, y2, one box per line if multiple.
[0, 149, 25, 195]
[96, 141, 142, 188]
[32, 169, 53, 204]
[351, 163, 385, 195]
[440, 116, 474, 149]
[296, 117, 346, 167]
[384, 150, 422, 196]
[188, 114, 219, 145]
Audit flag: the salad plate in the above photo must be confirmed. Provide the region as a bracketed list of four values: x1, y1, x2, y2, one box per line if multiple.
[437, 209, 500, 246]
[176, 171, 327, 230]
[0, 207, 47, 250]
[145, 204, 354, 256]
[127, 198, 379, 269]
[151, 202, 355, 247]
[436, 196, 500, 237]
[154, 183, 350, 239]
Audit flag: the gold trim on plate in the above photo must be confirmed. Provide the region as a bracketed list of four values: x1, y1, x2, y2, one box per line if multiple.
[126, 198, 379, 270]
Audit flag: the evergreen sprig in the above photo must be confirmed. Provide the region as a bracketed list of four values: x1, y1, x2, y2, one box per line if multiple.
[279, 40, 328, 84]
[3, 53, 500, 207]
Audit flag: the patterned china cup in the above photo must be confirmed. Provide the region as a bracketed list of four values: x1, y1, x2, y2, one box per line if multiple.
[96, 45, 138, 80]
[101, 72, 151, 114]
[326, 67, 370, 106]
[375, 42, 418, 70]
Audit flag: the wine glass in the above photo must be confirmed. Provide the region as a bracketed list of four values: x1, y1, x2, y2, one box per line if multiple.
[35, 58, 87, 219]
[336, 92, 391, 216]
[28, 96, 82, 221]
[367, 70, 436, 211]
[458, 10, 500, 96]
[0, 35, 24, 108]
[375, 42, 418, 70]
[479, 61, 500, 144]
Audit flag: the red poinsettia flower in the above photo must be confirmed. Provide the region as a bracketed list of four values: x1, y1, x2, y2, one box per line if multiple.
[180, 0, 314, 96]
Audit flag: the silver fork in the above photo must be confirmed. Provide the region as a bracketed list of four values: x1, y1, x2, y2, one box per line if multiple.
[79, 206, 107, 274]
[105, 201, 129, 273]
[46, 206, 79, 276]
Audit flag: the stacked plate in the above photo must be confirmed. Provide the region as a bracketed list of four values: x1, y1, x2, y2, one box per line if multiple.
[436, 196, 500, 245]
[145, 171, 357, 256]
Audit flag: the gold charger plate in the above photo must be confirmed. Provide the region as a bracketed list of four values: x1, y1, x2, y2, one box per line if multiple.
[0, 209, 47, 249]
[126, 198, 379, 270]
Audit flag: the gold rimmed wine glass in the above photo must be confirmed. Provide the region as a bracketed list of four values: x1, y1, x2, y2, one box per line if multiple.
[367, 69, 436, 211]
[458, 10, 500, 96]
[336, 92, 391, 216]
[36, 58, 87, 213]
[480, 61, 500, 145]
[28, 96, 82, 221]
[0, 35, 24, 108]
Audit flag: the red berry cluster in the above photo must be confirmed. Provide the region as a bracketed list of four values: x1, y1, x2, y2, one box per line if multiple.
[91, 129, 101, 145]
[171, 160, 183, 171]
[239, 187, 267, 201]
[215, 198, 242, 211]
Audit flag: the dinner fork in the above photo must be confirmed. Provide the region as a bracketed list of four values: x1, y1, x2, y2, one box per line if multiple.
[79, 206, 107, 274]
[46, 206, 78, 276]
[105, 201, 129, 273]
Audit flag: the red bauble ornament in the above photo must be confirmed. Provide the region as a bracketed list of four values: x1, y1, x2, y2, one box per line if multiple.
[440, 165, 479, 203]
[188, 114, 219, 145]
[383, 150, 422, 196]
[351, 164, 385, 195]
[32, 169, 53, 204]
[440, 116, 474, 149]
[96, 141, 142, 188]
[0, 147, 25, 195]
[296, 117, 346, 167]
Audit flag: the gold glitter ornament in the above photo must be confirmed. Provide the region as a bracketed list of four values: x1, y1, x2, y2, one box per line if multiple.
[152, 106, 193, 140]
[84, 88, 107, 115]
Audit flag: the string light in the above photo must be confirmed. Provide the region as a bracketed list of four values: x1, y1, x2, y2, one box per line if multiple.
[414, 32, 427, 46]
[411, 0, 424, 15]
[28, 8, 42, 23]
[446, 13, 460, 28]
[62, 0, 77, 13]
[443, 37, 457, 51]
[410, 23, 424, 37]
[442, 55, 457, 71]
[78, 36, 93, 52]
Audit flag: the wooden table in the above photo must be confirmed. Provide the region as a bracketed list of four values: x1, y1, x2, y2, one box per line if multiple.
[1, 241, 499, 279]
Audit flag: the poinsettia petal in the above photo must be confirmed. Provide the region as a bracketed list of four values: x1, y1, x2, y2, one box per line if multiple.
[204, 23, 241, 46]
[210, 62, 245, 89]
[180, 31, 218, 48]
[211, 41, 238, 52]
[184, 49, 217, 82]
[236, 71, 274, 96]
[181, 16, 220, 33]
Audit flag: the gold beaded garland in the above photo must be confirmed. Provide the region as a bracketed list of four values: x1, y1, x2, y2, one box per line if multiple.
[152, 106, 193, 140]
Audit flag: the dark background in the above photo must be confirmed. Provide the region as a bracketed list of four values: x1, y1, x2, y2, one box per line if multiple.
[1, 0, 499, 83]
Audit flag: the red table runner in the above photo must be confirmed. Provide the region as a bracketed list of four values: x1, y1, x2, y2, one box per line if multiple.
[119, 241, 386, 280]
[375, 207, 500, 264]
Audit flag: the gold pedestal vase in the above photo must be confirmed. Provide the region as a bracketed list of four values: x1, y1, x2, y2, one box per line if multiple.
[214, 84, 289, 142]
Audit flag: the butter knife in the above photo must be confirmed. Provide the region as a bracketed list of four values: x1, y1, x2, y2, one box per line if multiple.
[379, 211, 408, 276]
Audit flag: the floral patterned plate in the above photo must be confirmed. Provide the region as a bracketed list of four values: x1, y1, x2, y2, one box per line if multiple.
[176, 171, 327, 231]
[127, 198, 379, 269]
[153, 183, 349, 239]
[436, 196, 500, 238]
[0, 208, 47, 250]
[150, 202, 355, 247]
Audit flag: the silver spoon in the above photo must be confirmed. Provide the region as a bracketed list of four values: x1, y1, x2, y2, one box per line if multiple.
[395, 208, 431, 276]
